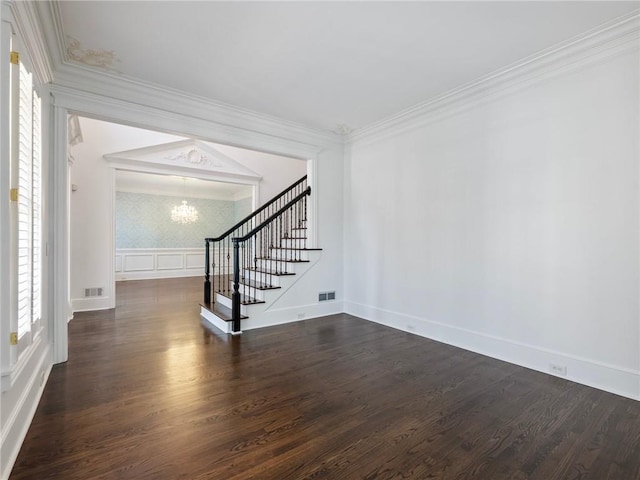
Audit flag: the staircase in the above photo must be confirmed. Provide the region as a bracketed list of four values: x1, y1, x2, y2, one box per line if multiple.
[200, 176, 321, 334]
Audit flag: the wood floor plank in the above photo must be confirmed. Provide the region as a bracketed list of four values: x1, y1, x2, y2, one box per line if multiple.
[9, 277, 640, 479]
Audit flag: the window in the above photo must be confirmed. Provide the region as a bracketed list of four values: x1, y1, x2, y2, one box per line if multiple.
[1, 13, 47, 391]
[5, 31, 43, 364]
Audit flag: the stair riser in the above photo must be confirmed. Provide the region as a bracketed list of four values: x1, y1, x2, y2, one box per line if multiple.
[253, 258, 302, 273]
[215, 293, 232, 309]
[215, 288, 270, 307]
[251, 252, 309, 272]
[240, 271, 282, 287]
[201, 308, 231, 334]
[214, 293, 250, 313]
[220, 247, 308, 262]
[225, 281, 268, 301]
[280, 238, 308, 249]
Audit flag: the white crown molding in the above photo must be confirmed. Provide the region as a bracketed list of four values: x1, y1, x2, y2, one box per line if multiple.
[35, 2, 342, 150]
[350, 9, 640, 144]
[32, 1, 638, 150]
[51, 63, 343, 147]
[4, 0, 54, 85]
[50, 83, 325, 162]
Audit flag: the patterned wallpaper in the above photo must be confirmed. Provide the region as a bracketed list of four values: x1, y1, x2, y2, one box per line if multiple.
[234, 196, 252, 224]
[116, 192, 252, 248]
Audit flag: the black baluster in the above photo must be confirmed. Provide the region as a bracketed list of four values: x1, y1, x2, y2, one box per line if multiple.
[291, 207, 298, 262]
[216, 240, 220, 293]
[222, 237, 226, 295]
[278, 214, 283, 274]
[242, 231, 245, 299]
[226, 238, 231, 296]
[264, 224, 269, 286]
[222, 238, 226, 295]
[241, 241, 246, 304]
[247, 236, 252, 296]
[302, 195, 307, 250]
[255, 231, 261, 287]
[212, 245, 217, 302]
[270, 218, 274, 272]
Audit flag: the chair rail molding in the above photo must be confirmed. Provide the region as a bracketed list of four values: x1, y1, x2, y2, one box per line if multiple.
[115, 248, 209, 282]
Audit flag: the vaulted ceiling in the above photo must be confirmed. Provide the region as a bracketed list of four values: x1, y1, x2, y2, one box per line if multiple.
[39, 1, 639, 134]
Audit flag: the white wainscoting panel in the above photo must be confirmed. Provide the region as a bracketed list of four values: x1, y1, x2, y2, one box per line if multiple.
[116, 248, 207, 281]
[186, 252, 205, 269]
[123, 253, 154, 272]
[156, 253, 184, 270]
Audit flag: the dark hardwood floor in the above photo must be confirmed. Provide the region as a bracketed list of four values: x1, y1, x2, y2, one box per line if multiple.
[10, 277, 640, 479]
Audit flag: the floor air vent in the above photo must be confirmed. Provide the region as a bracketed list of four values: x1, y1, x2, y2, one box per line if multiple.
[319, 291, 336, 302]
[84, 287, 104, 297]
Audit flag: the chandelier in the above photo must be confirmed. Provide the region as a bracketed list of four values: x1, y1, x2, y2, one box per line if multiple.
[171, 178, 199, 224]
[171, 200, 198, 224]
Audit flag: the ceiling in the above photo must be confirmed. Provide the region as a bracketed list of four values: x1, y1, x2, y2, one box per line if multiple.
[49, 1, 638, 133]
[115, 170, 253, 201]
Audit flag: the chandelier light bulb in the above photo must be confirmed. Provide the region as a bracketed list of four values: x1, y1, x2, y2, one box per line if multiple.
[171, 200, 199, 224]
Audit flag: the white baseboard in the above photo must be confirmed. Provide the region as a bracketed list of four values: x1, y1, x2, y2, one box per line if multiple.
[344, 300, 640, 401]
[71, 296, 113, 313]
[0, 345, 52, 480]
[201, 301, 344, 334]
[243, 300, 344, 331]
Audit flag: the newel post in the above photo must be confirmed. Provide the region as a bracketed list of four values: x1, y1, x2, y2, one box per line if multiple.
[204, 239, 211, 305]
[232, 238, 241, 333]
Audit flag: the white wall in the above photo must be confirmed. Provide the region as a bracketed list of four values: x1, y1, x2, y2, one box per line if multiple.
[1, 4, 54, 479]
[244, 143, 345, 319]
[212, 143, 307, 205]
[69, 119, 184, 311]
[70, 118, 308, 312]
[345, 46, 640, 399]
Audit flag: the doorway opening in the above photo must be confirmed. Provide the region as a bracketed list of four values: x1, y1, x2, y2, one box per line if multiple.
[67, 115, 309, 314]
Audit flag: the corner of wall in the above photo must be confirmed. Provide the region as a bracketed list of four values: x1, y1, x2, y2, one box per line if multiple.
[344, 301, 640, 401]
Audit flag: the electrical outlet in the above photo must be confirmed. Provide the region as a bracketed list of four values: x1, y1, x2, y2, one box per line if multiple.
[549, 363, 567, 376]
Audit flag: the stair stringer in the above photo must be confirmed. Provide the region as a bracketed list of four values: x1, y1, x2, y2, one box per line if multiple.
[239, 250, 323, 331]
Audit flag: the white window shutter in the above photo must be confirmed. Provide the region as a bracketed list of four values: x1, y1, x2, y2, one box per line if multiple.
[17, 63, 32, 340]
[31, 89, 42, 325]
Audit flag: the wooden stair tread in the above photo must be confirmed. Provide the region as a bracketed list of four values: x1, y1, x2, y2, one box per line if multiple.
[256, 257, 310, 263]
[237, 278, 281, 290]
[247, 267, 296, 276]
[200, 302, 248, 321]
[270, 247, 322, 251]
[216, 292, 266, 305]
